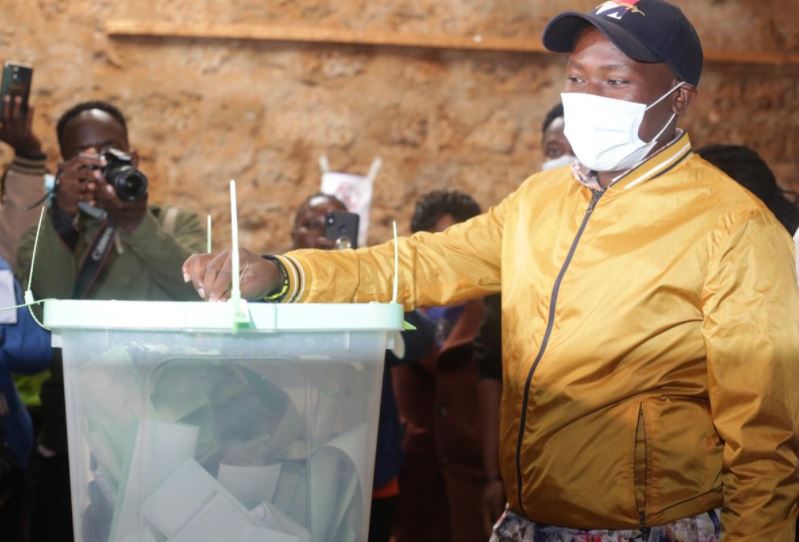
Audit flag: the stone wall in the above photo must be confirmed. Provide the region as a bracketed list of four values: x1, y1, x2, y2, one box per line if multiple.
[1, 0, 797, 250]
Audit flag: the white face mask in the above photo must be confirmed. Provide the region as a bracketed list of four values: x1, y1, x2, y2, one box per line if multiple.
[561, 83, 684, 173]
[541, 154, 576, 171]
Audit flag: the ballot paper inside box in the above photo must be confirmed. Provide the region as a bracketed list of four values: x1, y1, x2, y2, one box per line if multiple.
[44, 300, 403, 542]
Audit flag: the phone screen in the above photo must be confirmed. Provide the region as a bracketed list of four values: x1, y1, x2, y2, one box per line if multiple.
[1, 61, 33, 114]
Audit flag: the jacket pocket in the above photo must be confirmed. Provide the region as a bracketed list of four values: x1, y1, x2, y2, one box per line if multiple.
[633, 402, 648, 527]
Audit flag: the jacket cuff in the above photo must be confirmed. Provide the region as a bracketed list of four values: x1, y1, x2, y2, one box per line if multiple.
[12, 153, 47, 175]
[269, 254, 306, 303]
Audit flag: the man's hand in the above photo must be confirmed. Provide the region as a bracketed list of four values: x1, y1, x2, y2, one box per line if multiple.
[54, 153, 105, 217]
[0, 95, 42, 156]
[481, 478, 505, 537]
[182, 247, 282, 302]
[94, 174, 147, 231]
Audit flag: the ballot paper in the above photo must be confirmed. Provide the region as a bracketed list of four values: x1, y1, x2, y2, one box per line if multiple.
[142, 458, 305, 542]
[110, 420, 199, 542]
[218, 462, 282, 509]
[238, 524, 300, 542]
[248, 501, 310, 542]
[143, 458, 260, 542]
[309, 424, 370, 540]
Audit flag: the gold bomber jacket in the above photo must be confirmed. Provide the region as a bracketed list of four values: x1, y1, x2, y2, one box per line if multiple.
[277, 133, 799, 540]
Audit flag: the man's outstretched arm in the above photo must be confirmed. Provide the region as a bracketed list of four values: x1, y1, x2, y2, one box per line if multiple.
[183, 187, 516, 309]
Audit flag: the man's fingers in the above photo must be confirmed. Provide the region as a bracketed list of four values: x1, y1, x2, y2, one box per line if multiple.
[182, 254, 209, 289]
[200, 250, 231, 301]
[61, 154, 103, 173]
[208, 251, 234, 302]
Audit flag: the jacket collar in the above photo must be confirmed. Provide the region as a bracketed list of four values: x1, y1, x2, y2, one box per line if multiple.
[571, 131, 693, 192]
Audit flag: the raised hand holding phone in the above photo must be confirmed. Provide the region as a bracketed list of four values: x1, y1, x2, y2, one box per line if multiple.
[0, 61, 40, 156]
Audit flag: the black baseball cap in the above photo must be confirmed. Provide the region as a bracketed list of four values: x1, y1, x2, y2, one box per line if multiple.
[542, 0, 703, 86]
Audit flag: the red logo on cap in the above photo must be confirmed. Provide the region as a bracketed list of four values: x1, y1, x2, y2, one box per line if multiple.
[594, 0, 645, 19]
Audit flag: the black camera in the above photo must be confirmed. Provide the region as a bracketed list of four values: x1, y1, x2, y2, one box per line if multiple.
[101, 149, 148, 202]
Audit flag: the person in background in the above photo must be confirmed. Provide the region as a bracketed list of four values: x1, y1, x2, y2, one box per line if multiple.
[0, 96, 51, 489]
[696, 144, 799, 237]
[185, 0, 799, 538]
[291, 192, 349, 250]
[540, 103, 575, 171]
[0, 255, 51, 542]
[0, 94, 47, 266]
[289, 192, 435, 542]
[477, 101, 576, 535]
[16, 100, 205, 542]
[391, 189, 485, 542]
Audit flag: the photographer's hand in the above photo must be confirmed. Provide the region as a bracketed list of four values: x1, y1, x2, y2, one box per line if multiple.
[0, 95, 42, 157]
[182, 247, 282, 302]
[54, 153, 105, 217]
[94, 175, 147, 231]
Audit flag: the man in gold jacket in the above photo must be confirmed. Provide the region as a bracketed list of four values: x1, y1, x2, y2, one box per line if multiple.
[185, 1, 799, 539]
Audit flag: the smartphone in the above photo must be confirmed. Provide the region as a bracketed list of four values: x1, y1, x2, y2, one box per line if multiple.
[0, 61, 33, 115]
[325, 211, 360, 250]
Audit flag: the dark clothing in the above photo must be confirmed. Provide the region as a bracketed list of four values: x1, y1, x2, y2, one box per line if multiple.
[27, 452, 72, 542]
[393, 299, 486, 542]
[368, 496, 398, 542]
[473, 294, 502, 381]
[373, 310, 435, 488]
[369, 311, 435, 542]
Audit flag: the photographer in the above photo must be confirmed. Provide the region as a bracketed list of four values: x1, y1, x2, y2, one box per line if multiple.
[15, 100, 205, 542]
[18, 101, 205, 300]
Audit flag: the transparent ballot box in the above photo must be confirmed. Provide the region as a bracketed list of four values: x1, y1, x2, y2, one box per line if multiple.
[44, 300, 404, 542]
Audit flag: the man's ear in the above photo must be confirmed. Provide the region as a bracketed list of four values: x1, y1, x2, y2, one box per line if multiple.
[130, 149, 140, 167]
[672, 84, 697, 115]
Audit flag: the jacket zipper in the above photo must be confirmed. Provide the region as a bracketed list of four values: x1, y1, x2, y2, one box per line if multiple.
[514, 188, 604, 516]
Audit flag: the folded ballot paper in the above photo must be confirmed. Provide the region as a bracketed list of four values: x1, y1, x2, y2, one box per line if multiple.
[71, 352, 371, 542]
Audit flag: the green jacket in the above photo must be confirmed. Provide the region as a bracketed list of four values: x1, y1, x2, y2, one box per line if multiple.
[14, 205, 204, 417]
[17, 205, 205, 302]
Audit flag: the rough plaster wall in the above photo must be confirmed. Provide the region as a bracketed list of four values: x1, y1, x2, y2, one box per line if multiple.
[0, 0, 797, 250]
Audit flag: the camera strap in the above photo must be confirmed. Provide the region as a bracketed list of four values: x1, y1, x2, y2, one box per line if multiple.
[72, 222, 116, 299]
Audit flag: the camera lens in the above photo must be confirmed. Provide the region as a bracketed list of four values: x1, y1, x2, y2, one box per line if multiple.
[112, 169, 148, 202]
[101, 149, 148, 202]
